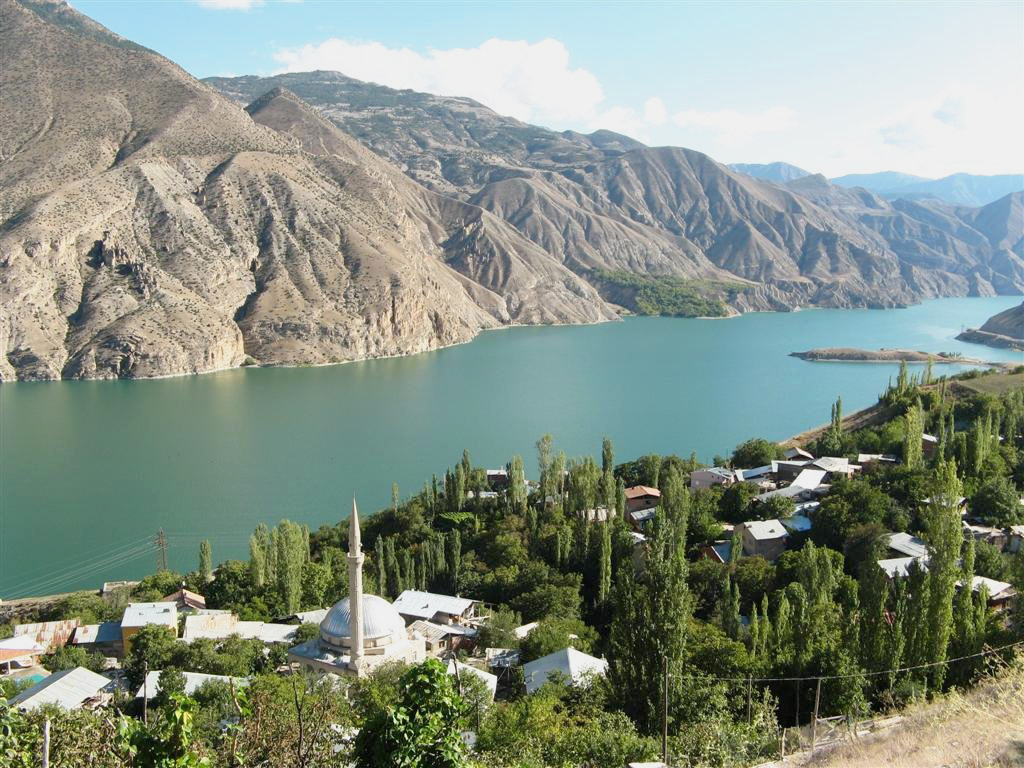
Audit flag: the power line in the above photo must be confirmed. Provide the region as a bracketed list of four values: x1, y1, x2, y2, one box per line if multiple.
[670, 641, 1024, 685]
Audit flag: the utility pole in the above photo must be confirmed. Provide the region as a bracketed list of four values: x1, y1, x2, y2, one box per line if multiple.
[811, 677, 822, 753]
[143, 661, 149, 726]
[746, 675, 753, 724]
[42, 718, 50, 768]
[661, 657, 669, 765]
[156, 528, 168, 572]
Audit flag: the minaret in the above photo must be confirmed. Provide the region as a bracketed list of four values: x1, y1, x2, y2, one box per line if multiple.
[348, 498, 365, 669]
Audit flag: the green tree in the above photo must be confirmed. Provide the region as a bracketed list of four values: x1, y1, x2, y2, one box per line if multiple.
[353, 659, 467, 768]
[520, 617, 597, 662]
[274, 520, 308, 615]
[198, 540, 212, 582]
[970, 475, 1022, 527]
[597, 521, 612, 607]
[509, 456, 527, 512]
[600, 437, 616, 510]
[118, 692, 211, 767]
[608, 508, 692, 733]
[124, 624, 180, 688]
[903, 401, 924, 470]
[922, 460, 963, 689]
[249, 526, 268, 589]
[40, 645, 105, 674]
[731, 438, 783, 468]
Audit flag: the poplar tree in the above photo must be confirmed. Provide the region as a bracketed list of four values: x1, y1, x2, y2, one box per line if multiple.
[597, 521, 612, 607]
[446, 530, 462, 592]
[903, 401, 924, 469]
[607, 508, 692, 733]
[248, 526, 268, 588]
[198, 540, 212, 582]
[536, 434, 553, 500]
[508, 456, 527, 512]
[600, 437, 616, 510]
[615, 477, 627, 519]
[275, 520, 306, 614]
[722, 573, 741, 639]
[374, 536, 387, 597]
[923, 459, 963, 689]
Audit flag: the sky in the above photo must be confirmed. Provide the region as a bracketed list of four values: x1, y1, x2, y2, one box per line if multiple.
[70, 0, 1024, 179]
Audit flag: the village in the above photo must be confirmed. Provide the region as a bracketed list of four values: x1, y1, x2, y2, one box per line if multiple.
[1, 431, 1020, 728]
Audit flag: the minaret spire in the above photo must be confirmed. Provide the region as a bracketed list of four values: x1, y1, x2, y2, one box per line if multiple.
[348, 497, 365, 669]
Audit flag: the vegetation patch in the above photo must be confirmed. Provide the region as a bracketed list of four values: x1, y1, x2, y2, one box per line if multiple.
[588, 270, 746, 317]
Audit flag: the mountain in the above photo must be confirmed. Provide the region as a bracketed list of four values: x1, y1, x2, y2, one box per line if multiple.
[956, 301, 1024, 350]
[2, 1, 1023, 381]
[830, 171, 932, 194]
[0, 0, 613, 381]
[728, 162, 813, 183]
[831, 171, 1024, 206]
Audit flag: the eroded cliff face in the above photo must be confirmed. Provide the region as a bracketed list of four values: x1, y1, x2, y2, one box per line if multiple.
[0, 0, 611, 381]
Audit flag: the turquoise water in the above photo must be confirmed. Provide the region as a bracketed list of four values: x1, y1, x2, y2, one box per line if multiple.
[1, 296, 1021, 597]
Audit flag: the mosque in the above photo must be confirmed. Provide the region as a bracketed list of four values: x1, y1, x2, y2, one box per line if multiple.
[287, 500, 426, 676]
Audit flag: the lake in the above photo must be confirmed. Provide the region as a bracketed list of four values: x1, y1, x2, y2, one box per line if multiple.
[1, 296, 1021, 597]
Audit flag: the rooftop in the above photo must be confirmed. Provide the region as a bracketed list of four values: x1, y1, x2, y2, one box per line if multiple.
[71, 621, 121, 646]
[8, 667, 112, 711]
[625, 485, 661, 499]
[522, 647, 608, 694]
[121, 602, 178, 629]
[409, 619, 477, 643]
[392, 590, 476, 620]
[741, 519, 788, 540]
[886, 532, 928, 559]
[136, 671, 248, 700]
[878, 555, 928, 579]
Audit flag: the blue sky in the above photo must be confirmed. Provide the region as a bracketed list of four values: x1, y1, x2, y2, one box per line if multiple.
[72, 0, 1024, 178]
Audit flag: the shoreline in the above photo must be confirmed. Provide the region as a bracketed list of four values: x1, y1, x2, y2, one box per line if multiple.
[4, 294, 1021, 385]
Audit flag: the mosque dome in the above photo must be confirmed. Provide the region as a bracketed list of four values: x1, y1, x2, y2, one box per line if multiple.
[319, 594, 407, 647]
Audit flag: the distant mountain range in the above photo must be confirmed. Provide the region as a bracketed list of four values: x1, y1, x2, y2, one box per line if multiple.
[2, 0, 1023, 381]
[731, 164, 1024, 207]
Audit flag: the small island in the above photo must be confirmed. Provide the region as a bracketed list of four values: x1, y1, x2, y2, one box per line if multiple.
[790, 347, 983, 363]
[956, 302, 1024, 351]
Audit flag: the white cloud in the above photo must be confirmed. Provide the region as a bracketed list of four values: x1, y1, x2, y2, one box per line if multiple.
[273, 37, 604, 125]
[671, 106, 795, 145]
[195, 0, 263, 9]
[643, 97, 668, 126]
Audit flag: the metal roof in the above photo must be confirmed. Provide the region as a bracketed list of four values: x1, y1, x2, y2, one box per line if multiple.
[71, 621, 121, 645]
[392, 590, 476, 620]
[878, 556, 927, 579]
[792, 468, 828, 489]
[136, 671, 248, 700]
[447, 659, 497, 700]
[781, 514, 813, 533]
[886, 532, 928, 559]
[321, 595, 407, 640]
[625, 485, 661, 498]
[409, 620, 476, 642]
[8, 667, 112, 711]
[121, 602, 178, 629]
[522, 648, 608, 694]
[969, 576, 1014, 599]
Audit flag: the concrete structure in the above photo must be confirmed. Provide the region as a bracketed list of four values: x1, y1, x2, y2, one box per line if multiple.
[522, 648, 608, 694]
[736, 519, 789, 561]
[690, 467, 736, 491]
[288, 500, 425, 677]
[121, 602, 178, 654]
[8, 667, 112, 711]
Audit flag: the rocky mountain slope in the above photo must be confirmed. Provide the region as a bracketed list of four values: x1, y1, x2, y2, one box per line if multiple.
[0, 0, 612, 380]
[729, 161, 812, 183]
[831, 171, 1024, 207]
[209, 73, 1024, 312]
[957, 301, 1024, 350]
[2, 0, 1022, 381]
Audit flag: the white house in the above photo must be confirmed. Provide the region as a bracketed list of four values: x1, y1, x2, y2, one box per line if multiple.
[521, 648, 608, 694]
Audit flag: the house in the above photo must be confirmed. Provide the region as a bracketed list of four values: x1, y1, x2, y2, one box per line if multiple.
[580, 506, 615, 523]
[513, 622, 539, 640]
[628, 506, 658, 531]
[885, 532, 928, 560]
[625, 485, 661, 512]
[447, 659, 498, 701]
[486, 469, 510, 491]
[12, 619, 80, 652]
[736, 519, 789, 561]
[522, 648, 608, 694]
[408, 620, 477, 655]
[963, 523, 1008, 551]
[136, 670, 248, 701]
[485, 647, 521, 668]
[1008, 525, 1024, 554]
[392, 590, 478, 626]
[921, 433, 939, 458]
[734, 465, 777, 490]
[121, 602, 178, 654]
[784, 447, 815, 461]
[70, 621, 122, 656]
[690, 467, 736, 491]
[701, 540, 733, 564]
[467, 490, 499, 501]
[810, 456, 861, 478]
[877, 556, 927, 580]
[857, 453, 897, 465]
[781, 514, 812, 535]
[0, 636, 46, 676]
[161, 588, 207, 614]
[182, 612, 297, 644]
[7, 667, 113, 712]
[967, 576, 1016, 612]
